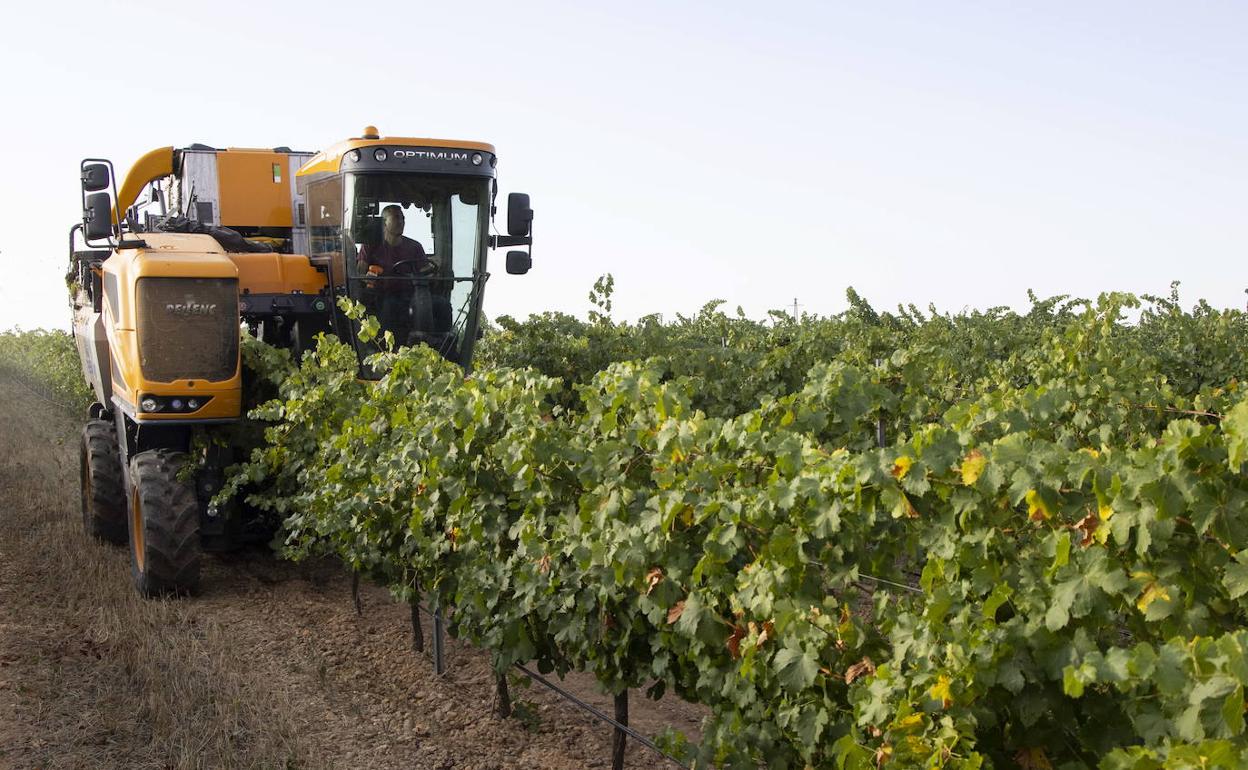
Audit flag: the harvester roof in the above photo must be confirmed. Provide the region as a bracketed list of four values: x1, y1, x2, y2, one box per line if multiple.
[296, 127, 496, 180]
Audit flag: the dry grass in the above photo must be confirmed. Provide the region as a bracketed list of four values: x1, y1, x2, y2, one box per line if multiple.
[0, 375, 308, 769]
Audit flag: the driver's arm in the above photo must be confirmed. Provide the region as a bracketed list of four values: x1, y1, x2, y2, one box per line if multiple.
[405, 239, 433, 273]
[356, 244, 376, 274]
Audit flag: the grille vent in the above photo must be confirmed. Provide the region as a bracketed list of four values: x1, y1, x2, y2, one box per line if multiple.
[136, 277, 239, 382]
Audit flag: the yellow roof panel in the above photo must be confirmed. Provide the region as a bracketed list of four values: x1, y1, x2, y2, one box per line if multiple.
[298, 135, 496, 177]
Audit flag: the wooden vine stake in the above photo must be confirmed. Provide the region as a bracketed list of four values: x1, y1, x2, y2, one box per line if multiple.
[410, 598, 424, 653]
[496, 673, 512, 719]
[611, 689, 629, 770]
[351, 570, 362, 615]
[432, 608, 447, 675]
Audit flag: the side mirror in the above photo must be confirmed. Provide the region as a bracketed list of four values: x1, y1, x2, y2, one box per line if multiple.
[81, 163, 111, 193]
[507, 193, 532, 237]
[84, 193, 114, 241]
[505, 250, 531, 275]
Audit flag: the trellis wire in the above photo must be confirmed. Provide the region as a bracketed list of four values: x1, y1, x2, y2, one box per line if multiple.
[408, 600, 689, 769]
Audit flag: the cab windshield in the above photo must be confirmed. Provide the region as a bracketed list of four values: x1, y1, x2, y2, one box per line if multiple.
[341, 172, 488, 361]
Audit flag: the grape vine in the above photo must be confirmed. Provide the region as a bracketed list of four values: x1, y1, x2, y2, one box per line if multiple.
[220, 283, 1248, 768]
[7, 281, 1247, 768]
[0, 328, 94, 412]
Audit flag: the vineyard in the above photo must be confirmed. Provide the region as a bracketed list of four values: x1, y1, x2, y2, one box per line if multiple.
[0, 328, 93, 412]
[4, 282, 1248, 768]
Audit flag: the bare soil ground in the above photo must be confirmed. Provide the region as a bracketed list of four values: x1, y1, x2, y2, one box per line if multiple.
[0, 375, 704, 769]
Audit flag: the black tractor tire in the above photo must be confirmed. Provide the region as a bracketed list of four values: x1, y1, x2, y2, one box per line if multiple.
[80, 419, 127, 545]
[127, 450, 201, 597]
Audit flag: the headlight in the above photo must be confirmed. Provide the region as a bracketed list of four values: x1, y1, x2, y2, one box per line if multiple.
[138, 395, 211, 414]
[471, 153, 483, 166]
[374, 148, 388, 162]
[348, 149, 361, 163]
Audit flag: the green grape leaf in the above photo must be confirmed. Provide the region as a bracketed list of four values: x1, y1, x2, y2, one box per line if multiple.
[1225, 400, 1248, 472]
[774, 645, 820, 693]
[1223, 552, 1248, 600]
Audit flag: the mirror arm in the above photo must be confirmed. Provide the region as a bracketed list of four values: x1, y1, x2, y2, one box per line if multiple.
[79, 158, 120, 248]
[67, 223, 82, 265]
[491, 235, 532, 248]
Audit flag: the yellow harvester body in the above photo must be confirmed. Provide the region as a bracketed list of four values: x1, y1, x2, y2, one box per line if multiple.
[69, 128, 528, 596]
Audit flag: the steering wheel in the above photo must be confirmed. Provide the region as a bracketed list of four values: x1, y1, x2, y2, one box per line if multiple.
[390, 258, 436, 277]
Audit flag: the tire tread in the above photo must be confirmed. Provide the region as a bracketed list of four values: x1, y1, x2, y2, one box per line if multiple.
[129, 450, 201, 596]
[80, 419, 126, 545]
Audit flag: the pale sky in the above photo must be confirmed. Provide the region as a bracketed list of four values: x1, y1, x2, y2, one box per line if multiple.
[1, 0, 1245, 331]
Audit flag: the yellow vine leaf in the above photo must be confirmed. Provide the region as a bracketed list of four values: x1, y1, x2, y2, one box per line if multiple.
[679, 505, 694, 527]
[1094, 503, 1114, 544]
[892, 456, 913, 480]
[900, 492, 919, 518]
[961, 450, 987, 485]
[1137, 583, 1171, 614]
[1025, 489, 1052, 522]
[928, 674, 953, 708]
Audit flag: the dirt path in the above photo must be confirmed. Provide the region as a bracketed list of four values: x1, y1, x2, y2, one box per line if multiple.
[0, 375, 704, 769]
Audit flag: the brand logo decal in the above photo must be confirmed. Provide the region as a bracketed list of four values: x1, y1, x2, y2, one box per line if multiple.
[391, 149, 471, 161]
[165, 302, 218, 317]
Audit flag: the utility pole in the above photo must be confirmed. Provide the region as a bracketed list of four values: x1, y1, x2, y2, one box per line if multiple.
[792, 297, 802, 320]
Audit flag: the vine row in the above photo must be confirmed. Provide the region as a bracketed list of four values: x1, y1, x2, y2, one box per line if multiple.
[219, 288, 1248, 769]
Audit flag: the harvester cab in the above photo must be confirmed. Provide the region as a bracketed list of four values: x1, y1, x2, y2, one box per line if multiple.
[297, 126, 533, 367]
[69, 127, 533, 597]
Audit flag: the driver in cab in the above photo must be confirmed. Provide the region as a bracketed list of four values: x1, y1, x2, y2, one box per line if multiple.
[356, 204, 428, 277]
[356, 204, 430, 342]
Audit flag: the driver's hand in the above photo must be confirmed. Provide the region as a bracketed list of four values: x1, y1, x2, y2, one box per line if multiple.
[367, 264, 384, 276]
